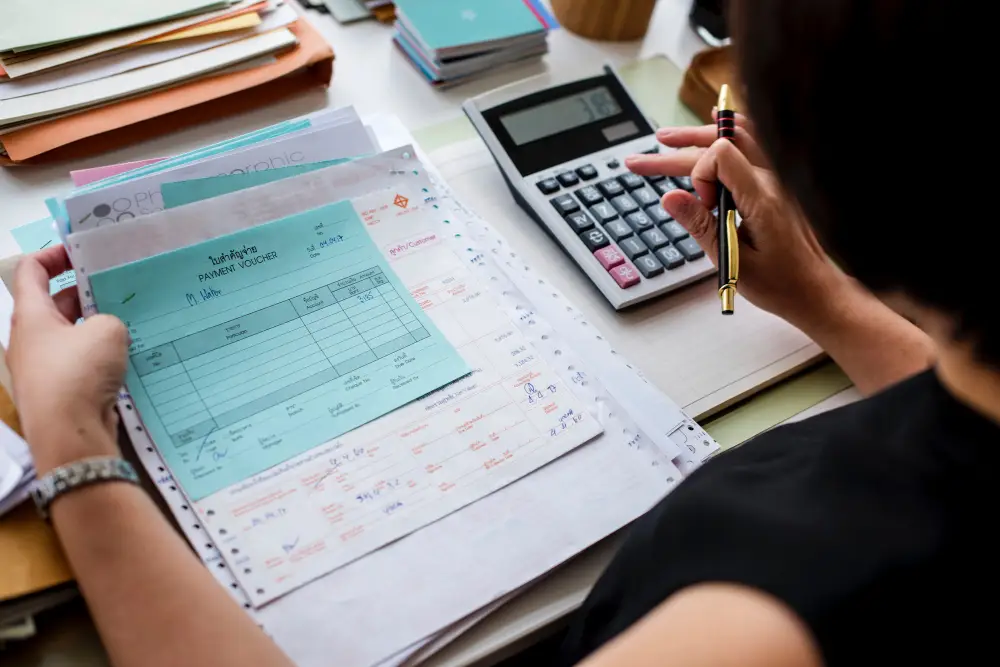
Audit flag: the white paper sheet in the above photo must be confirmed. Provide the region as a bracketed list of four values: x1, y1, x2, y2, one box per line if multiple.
[0, 419, 33, 516]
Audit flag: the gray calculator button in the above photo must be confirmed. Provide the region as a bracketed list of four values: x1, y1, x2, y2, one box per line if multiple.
[604, 219, 634, 241]
[576, 164, 598, 180]
[550, 194, 580, 216]
[618, 172, 645, 190]
[590, 201, 619, 223]
[557, 171, 580, 187]
[640, 228, 669, 250]
[565, 211, 595, 233]
[631, 185, 659, 208]
[653, 179, 681, 196]
[676, 237, 705, 260]
[575, 185, 604, 206]
[645, 204, 671, 224]
[635, 253, 664, 278]
[660, 220, 689, 242]
[624, 210, 654, 232]
[645, 173, 666, 184]
[618, 236, 649, 260]
[598, 178, 625, 198]
[656, 246, 686, 269]
[580, 227, 610, 251]
[537, 178, 560, 194]
[610, 194, 639, 215]
[673, 175, 695, 191]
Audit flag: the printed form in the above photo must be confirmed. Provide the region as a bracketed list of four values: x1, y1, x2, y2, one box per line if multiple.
[87, 183, 603, 605]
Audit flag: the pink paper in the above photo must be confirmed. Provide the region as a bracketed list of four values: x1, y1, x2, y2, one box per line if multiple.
[70, 157, 167, 186]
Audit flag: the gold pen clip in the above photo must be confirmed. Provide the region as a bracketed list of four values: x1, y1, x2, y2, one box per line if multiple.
[719, 209, 739, 314]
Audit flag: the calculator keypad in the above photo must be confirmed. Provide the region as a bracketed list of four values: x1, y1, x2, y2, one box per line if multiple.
[540, 158, 706, 293]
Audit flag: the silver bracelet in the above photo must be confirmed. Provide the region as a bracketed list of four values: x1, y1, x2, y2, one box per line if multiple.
[30, 456, 140, 520]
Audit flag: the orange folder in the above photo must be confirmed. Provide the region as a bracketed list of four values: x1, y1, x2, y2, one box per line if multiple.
[0, 19, 335, 165]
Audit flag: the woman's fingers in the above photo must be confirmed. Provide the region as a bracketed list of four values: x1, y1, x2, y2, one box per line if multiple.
[661, 190, 720, 263]
[655, 125, 767, 167]
[52, 284, 82, 323]
[690, 139, 763, 209]
[624, 148, 704, 177]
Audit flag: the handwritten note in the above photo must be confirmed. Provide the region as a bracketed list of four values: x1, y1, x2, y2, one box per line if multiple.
[87, 199, 471, 500]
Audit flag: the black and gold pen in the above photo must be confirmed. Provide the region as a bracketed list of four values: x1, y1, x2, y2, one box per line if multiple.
[716, 84, 739, 315]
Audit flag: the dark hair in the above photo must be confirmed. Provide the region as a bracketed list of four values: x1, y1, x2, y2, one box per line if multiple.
[732, 1, 994, 362]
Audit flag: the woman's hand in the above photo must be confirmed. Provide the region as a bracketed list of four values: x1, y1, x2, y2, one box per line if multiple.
[7, 246, 129, 473]
[625, 117, 849, 328]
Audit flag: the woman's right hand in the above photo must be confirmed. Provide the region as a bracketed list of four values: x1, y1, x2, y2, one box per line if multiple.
[625, 117, 848, 328]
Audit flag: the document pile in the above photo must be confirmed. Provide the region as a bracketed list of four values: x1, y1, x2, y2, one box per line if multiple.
[0, 1, 333, 164]
[0, 420, 32, 517]
[3, 108, 718, 666]
[393, 0, 557, 87]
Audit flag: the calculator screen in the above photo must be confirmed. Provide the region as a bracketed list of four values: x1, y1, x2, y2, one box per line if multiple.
[500, 87, 623, 146]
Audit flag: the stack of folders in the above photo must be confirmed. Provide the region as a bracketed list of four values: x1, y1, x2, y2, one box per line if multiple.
[393, 0, 558, 88]
[0, 1, 335, 165]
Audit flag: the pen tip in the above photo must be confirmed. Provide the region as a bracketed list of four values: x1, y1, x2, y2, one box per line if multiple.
[717, 84, 734, 113]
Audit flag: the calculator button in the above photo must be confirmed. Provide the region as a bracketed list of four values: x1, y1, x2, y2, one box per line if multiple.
[645, 174, 666, 184]
[594, 245, 626, 270]
[606, 159, 621, 170]
[576, 164, 599, 180]
[604, 219, 634, 242]
[618, 172, 645, 190]
[642, 146, 660, 154]
[676, 237, 705, 260]
[645, 204, 671, 224]
[610, 194, 639, 216]
[656, 246, 686, 269]
[673, 175, 695, 191]
[589, 202, 619, 223]
[575, 185, 604, 206]
[609, 263, 641, 289]
[624, 210, 654, 233]
[598, 178, 625, 198]
[660, 220, 689, 243]
[557, 171, 579, 187]
[631, 186, 659, 208]
[580, 228, 610, 251]
[537, 178, 560, 194]
[564, 211, 595, 234]
[550, 194, 580, 216]
[653, 179, 681, 196]
[639, 227, 669, 250]
[618, 236, 649, 260]
[634, 253, 665, 278]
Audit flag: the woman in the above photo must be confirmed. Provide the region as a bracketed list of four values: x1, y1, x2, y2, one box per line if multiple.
[6, 0, 989, 664]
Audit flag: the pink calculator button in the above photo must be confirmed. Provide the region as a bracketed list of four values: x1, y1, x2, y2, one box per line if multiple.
[594, 246, 625, 270]
[609, 263, 641, 289]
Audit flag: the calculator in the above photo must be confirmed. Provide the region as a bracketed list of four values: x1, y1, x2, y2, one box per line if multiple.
[463, 66, 714, 310]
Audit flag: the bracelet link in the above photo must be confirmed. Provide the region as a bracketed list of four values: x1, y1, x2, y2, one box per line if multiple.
[30, 456, 141, 520]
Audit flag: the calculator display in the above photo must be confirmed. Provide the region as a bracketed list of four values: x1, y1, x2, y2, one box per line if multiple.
[499, 87, 623, 146]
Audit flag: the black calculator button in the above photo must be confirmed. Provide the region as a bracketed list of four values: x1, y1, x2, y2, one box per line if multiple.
[589, 202, 619, 223]
[645, 204, 671, 224]
[639, 227, 670, 250]
[656, 246, 686, 269]
[617, 172, 645, 190]
[642, 146, 660, 154]
[550, 194, 580, 216]
[598, 178, 625, 198]
[580, 227, 610, 251]
[610, 194, 639, 215]
[576, 164, 598, 180]
[565, 211, 595, 234]
[606, 159, 621, 170]
[575, 185, 603, 206]
[537, 178, 560, 194]
[604, 219, 634, 241]
[631, 185, 659, 208]
[645, 174, 666, 184]
[660, 220, 689, 243]
[673, 175, 695, 191]
[618, 236, 649, 260]
[653, 179, 681, 196]
[557, 171, 580, 187]
[676, 237, 705, 260]
[634, 253, 664, 278]
[624, 210, 654, 233]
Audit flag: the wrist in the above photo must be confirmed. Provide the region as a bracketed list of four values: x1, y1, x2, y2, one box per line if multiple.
[780, 263, 860, 336]
[25, 412, 121, 476]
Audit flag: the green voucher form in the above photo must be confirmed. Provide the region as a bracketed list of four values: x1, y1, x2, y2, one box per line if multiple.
[88, 199, 471, 500]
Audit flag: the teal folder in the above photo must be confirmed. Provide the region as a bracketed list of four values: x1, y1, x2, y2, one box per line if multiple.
[394, 0, 544, 53]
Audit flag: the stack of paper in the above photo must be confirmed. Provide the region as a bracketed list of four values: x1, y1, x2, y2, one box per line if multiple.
[0, 420, 32, 517]
[393, 0, 557, 88]
[0, 1, 334, 164]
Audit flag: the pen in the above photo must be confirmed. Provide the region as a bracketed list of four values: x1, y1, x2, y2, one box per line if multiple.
[716, 84, 739, 315]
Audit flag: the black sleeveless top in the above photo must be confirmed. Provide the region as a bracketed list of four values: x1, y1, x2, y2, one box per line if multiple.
[549, 370, 995, 665]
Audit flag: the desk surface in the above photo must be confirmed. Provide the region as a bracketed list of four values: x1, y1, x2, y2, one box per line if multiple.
[0, 2, 851, 666]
